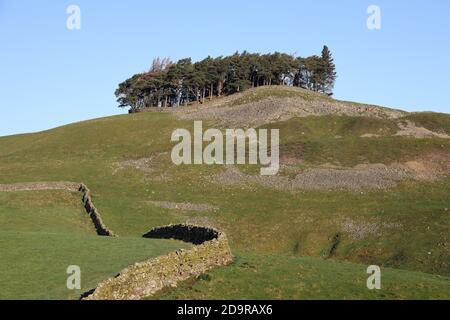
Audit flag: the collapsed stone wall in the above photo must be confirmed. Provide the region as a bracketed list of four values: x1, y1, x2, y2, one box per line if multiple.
[84, 224, 233, 300]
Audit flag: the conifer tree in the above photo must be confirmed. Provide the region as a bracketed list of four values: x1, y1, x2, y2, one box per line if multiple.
[321, 45, 337, 95]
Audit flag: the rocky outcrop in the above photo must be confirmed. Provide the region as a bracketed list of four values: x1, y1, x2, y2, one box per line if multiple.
[83, 224, 233, 300]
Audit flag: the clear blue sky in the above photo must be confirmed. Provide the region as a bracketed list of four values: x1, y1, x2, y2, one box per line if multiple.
[1, 0, 449, 136]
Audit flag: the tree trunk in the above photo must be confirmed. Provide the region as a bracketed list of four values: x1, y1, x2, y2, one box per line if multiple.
[217, 79, 223, 97]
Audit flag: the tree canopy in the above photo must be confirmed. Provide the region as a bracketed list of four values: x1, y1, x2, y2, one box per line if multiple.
[115, 46, 337, 112]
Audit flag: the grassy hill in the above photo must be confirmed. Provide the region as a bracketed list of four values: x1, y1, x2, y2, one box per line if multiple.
[0, 86, 449, 299]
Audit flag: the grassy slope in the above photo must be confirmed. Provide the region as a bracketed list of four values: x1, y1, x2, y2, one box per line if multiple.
[0, 87, 449, 299]
[230, 86, 328, 106]
[154, 251, 450, 300]
[0, 190, 190, 300]
[0, 231, 189, 300]
[0, 190, 94, 234]
[405, 112, 450, 135]
[263, 115, 449, 166]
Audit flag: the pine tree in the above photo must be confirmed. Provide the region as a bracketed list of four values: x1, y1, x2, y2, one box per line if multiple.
[321, 46, 337, 95]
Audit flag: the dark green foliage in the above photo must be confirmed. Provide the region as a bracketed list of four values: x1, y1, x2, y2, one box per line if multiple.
[321, 46, 337, 95]
[115, 47, 337, 111]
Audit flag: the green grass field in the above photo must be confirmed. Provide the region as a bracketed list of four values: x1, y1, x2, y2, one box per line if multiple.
[0, 231, 190, 300]
[0, 190, 190, 300]
[154, 251, 450, 300]
[0, 191, 94, 234]
[0, 86, 449, 299]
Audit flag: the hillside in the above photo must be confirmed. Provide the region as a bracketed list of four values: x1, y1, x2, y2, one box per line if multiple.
[174, 86, 407, 128]
[0, 190, 190, 299]
[0, 86, 449, 299]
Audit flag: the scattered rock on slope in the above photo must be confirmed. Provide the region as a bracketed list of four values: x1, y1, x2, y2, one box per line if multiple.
[208, 153, 450, 191]
[148, 201, 219, 212]
[174, 87, 406, 128]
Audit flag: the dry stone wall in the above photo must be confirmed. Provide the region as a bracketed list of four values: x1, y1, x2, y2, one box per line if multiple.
[84, 224, 233, 300]
[143, 224, 219, 244]
[0, 182, 233, 300]
[78, 184, 116, 237]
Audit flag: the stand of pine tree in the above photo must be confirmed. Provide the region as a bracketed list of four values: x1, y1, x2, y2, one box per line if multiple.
[115, 46, 336, 112]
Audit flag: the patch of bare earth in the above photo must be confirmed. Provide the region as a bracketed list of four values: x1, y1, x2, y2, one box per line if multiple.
[402, 153, 450, 180]
[184, 217, 219, 229]
[112, 153, 172, 182]
[148, 201, 219, 212]
[341, 218, 402, 240]
[113, 157, 156, 174]
[0, 182, 80, 192]
[360, 133, 381, 138]
[395, 120, 450, 139]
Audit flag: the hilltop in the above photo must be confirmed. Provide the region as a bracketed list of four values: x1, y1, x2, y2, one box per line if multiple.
[0, 86, 449, 299]
[174, 86, 406, 128]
